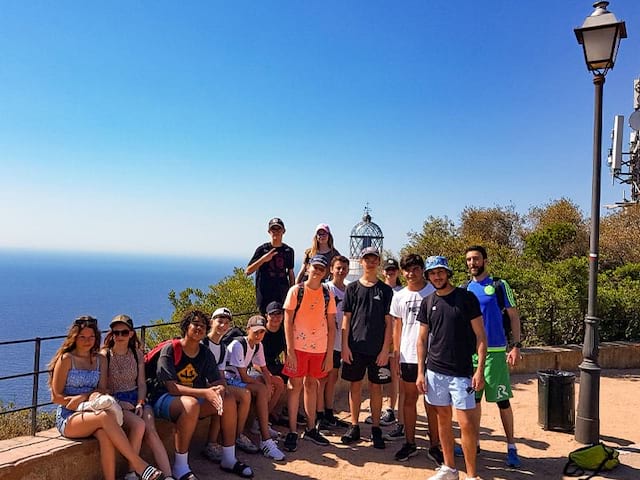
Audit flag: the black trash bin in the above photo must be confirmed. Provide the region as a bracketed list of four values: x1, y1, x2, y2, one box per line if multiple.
[538, 369, 575, 431]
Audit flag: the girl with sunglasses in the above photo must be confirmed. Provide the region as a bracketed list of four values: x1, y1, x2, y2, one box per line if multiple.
[48, 316, 166, 480]
[102, 315, 173, 480]
[295, 223, 341, 283]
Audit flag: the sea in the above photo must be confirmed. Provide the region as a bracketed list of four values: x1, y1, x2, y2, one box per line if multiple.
[0, 249, 244, 408]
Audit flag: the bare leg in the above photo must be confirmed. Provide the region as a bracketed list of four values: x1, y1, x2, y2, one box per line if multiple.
[122, 410, 145, 472]
[228, 385, 251, 436]
[94, 428, 117, 480]
[348, 380, 362, 425]
[169, 395, 201, 454]
[458, 407, 479, 478]
[142, 407, 172, 476]
[425, 400, 440, 447]
[388, 356, 398, 413]
[246, 382, 271, 440]
[397, 378, 405, 425]
[268, 376, 285, 415]
[434, 405, 455, 469]
[403, 380, 419, 443]
[303, 375, 318, 429]
[500, 405, 515, 444]
[287, 377, 304, 433]
[324, 368, 339, 410]
[317, 377, 327, 413]
[369, 383, 383, 427]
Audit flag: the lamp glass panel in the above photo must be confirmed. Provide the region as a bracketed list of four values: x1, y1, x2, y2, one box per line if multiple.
[582, 27, 617, 69]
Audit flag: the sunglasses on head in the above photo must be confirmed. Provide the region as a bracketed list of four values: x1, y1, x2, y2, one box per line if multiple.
[111, 329, 131, 337]
[74, 317, 97, 327]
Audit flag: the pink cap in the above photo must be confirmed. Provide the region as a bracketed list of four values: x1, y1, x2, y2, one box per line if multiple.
[315, 223, 331, 235]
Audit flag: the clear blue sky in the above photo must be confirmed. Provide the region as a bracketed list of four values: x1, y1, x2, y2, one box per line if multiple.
[1, 1, 639, 259]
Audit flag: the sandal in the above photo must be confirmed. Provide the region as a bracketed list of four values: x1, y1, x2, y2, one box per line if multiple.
[140, 465, 166, 480]
[220, 461, 254, 478]
[177, 472, 198, 480]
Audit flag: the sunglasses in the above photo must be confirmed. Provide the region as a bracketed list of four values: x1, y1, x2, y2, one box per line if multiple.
[316, 231, 329, 237]
[74, 317, 97, 327]
[270, 226, 283, 232]
[111, 329, 131, 337]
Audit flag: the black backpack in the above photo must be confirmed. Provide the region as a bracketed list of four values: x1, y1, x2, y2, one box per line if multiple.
[461, 277, 512, 340]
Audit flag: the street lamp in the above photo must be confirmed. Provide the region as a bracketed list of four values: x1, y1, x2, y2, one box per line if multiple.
[573, 1, 626, 445]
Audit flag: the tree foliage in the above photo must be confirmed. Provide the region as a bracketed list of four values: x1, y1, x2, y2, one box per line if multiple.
[600, 205, 640, 269]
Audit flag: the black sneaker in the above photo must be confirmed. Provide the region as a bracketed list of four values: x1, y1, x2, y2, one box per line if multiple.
[383, 423, 404, 441]
[316, 417, 332, 433]
[303, 427, 330, 446]
[380, 408, 396, 426]
[427, 445, 444, 466]
[371, 426, 385, 449]
[395, 442, 418, 461]
[283, 432, 298, 452]
[326, 415, 350, 429]
[341, 424, 361, 445]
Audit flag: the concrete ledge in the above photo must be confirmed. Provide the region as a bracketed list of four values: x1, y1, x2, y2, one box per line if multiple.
[1, 341, 638, 479]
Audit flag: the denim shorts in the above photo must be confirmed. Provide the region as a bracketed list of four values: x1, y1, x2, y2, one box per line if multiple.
[113, 389, 138, 406]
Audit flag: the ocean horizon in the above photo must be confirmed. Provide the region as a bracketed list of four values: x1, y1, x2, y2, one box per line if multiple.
[0, 248, 245, 406]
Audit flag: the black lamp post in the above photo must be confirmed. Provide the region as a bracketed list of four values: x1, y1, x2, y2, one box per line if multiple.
[573, 1, 626, 445]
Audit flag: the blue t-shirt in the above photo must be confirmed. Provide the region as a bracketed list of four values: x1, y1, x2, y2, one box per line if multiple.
[466, 276, 515, 348]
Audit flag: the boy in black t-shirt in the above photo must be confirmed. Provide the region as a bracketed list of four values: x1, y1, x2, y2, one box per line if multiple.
[416, 257, 487, 480]
[245, 218, 295, 314]
[340, 247, 393, 449]
[151, 310, 254, 479]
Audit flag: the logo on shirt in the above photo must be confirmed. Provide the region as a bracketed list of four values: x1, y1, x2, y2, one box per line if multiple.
[484, 285, 496, 295]
[177, 364, 197, 387]
[373, 294, 381, 301]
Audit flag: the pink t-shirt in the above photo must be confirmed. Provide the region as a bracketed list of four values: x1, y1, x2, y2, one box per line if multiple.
[284, 284, 337, 353]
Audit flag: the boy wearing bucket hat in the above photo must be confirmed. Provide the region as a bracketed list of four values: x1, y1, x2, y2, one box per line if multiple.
[416, 256, 487, 480]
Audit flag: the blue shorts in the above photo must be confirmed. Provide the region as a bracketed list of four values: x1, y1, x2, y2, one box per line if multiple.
[425, 369, 476, 410]
[226, 377, 248, 388]
[152, 392, 205, 421]
[113, 389, 138, 407]
[55, 406, 74, 436]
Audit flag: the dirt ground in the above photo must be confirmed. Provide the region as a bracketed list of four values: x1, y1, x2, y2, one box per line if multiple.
[189, 369, 640, 480]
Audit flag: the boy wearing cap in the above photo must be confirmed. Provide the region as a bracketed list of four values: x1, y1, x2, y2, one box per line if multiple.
[224, 315, 286, 462]
[246, 218, 295, 314]
[202, 308, 256, 460]
[416, 256, 487, 480]
[340, 247, 394, 449]
[282, 254, 337, 452]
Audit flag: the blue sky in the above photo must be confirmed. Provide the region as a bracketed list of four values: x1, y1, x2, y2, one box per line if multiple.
[1, 1, 639, 260]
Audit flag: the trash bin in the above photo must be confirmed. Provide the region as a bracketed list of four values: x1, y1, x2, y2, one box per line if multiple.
[538, 369, 575, 431]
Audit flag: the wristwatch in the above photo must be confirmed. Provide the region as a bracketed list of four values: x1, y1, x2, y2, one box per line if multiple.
[510, 342, 522, 349]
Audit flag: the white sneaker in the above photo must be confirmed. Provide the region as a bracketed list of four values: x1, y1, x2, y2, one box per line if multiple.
[261, 438, 285, 461]
[236, 433, 259, 453]
[250, 419, 280, 439]
[427, 465, 459, 480]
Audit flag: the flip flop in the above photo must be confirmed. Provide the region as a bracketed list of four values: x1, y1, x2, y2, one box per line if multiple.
[140, 465, 166, 480]
[220, 461, 254, 478]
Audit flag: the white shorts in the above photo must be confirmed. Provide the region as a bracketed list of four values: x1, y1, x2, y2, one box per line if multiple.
[425, 369, 476, 410]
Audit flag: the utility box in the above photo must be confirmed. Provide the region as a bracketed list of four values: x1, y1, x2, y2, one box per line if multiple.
[537, 369, 575, 432]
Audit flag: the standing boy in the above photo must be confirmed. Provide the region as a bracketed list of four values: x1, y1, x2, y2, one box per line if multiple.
[340, 247, 393, 449]
[390, 254, 442, 465]
[464, 245, 522, 468]
[416, 256, 487, 480]
[282, 255, 337, 452]
[246, 218, 295, 314]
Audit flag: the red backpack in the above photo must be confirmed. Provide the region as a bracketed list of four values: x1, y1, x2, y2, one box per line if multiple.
[144, 338, 182, 394]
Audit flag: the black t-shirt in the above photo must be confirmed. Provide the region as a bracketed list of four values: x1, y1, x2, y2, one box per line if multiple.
[417, 288, 481, 377]
[249, 242, 295, 312]
[262, 326, 286, 367]
[342, 279, 393, 356]
[154, 342, 220, 400]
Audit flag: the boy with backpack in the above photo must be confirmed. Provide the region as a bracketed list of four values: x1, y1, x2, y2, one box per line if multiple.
[224, 315, 286, 462]
[282, 254, 337, 452]
[147, 310, 254, 479]
[202, 308, 257, 461]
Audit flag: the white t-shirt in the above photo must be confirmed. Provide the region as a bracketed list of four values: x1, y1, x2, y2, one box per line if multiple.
[224, 337, 266, 381]
[327, 280, 348, 352]
[204, 338, 226, 371]
[390, 284, 435, 364]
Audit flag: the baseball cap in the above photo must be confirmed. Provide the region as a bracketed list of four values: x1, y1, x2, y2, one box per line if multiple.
[268, 217, 285, 229]
[110, 314, 134, 330]
[309, 254, 328, 268]
[359, 246, 380, 259]
[383, 258, 399, 270]
[246, 315, 267, 332]
[315, 223, 331, 235]
[266, 301, 283, 314]
[211, 307, 232, 320]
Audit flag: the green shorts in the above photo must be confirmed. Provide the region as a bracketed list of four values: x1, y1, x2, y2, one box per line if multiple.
[472, 349, 513, 403]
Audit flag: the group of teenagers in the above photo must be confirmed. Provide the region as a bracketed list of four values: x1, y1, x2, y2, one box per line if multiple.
[47, 218, 523, 480]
